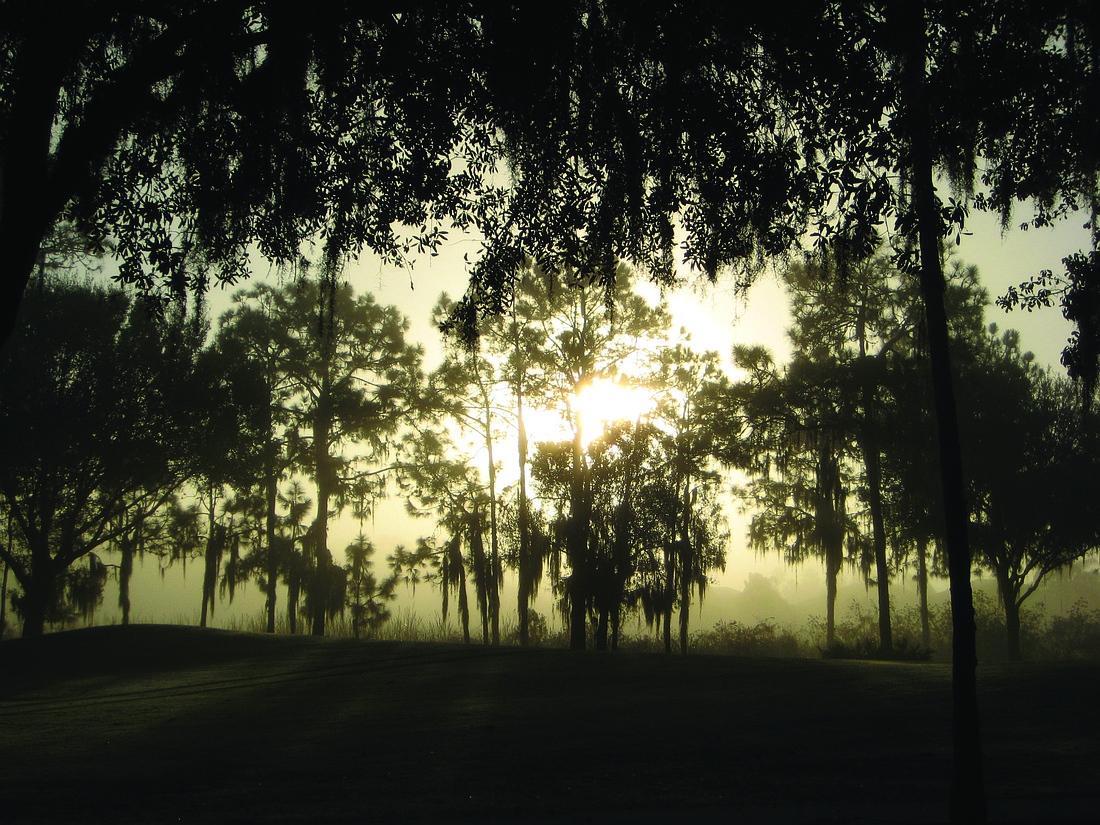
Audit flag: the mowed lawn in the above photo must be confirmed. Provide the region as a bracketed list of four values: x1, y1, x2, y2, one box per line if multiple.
[1, 625, 1097, 824]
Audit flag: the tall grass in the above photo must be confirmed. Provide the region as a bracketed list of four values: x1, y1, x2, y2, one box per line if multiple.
[17, 594, 1100, 661]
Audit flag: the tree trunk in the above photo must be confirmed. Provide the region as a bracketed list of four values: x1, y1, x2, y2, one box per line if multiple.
[595, 607, 609, 651]
[118, 534, 133, 627]
[287, 578, 300, 634]
[826, 550, 839, 649]
[18, 569, 53, 638]
[514, 327, 533, 647]
[310, 392, 333, 638]
[663, 540, 675, 654]
[860, 418, 893, 654]
[899, 3, 986, 818]
[918, 536, 931, 650]
[662, 605, 673, 654]
[485, 419, 501, 646]
[568, 423, 591, 650]
[517, 405, 531, 646]
[1, 559, 9, 639]
[679, 547, 692, 656]
[994, 563, 1023, 662]
[200, 496, 221, 629]
[458, 571, 471, 645]
[18, 552, 58, 638]
[679, 482, 693, 656]
[0, 21, 77, 351]
[264, 433, 279, 634]
[1003, 596, 1022, 662]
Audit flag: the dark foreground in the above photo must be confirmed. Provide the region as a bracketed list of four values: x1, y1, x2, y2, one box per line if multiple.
[1, 626, 1097, 824]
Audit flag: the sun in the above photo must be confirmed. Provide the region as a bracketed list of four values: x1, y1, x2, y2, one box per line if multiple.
[572, 378, 656, 443]
[519, 378, 657, 447]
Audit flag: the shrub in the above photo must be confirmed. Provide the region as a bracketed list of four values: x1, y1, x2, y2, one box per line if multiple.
[691, 619, 808, 658]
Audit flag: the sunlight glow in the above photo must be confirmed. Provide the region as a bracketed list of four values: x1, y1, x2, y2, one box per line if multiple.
[521, 379, 657, 447]
[573, 378, 656, 443]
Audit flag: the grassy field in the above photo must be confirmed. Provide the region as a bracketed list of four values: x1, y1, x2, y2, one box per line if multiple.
[1, 625, 1097, 824]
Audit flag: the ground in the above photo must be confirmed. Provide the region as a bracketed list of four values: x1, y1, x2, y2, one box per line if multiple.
[1, 625, 1097, 824]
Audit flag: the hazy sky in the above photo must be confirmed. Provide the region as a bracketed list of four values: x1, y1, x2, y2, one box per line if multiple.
[109, 204, 1095, 630]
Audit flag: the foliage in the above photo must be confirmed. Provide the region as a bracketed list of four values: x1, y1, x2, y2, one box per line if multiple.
[344, 535, 396, 638]
[1, 3, 499, 345]
[957, 324, 1100, 658]
[0, 277, 210, 635]
[212, 277, 426, 635]
[690, 620, 807, 659]
[805, 593, 1100, 664]
[820, 637, 933, 663]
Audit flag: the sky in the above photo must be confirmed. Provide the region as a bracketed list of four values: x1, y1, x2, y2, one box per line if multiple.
[79, 202, 1098, 633]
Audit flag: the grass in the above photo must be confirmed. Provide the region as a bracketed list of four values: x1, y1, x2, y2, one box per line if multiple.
[3, 624, 1098, 824]
[14, 591, 1100, 663]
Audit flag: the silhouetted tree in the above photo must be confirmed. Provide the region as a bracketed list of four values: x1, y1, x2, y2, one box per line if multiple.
[431, 296, 510, 644]
[225, 278, 424, 636]
[652, 342, 729, 653]
[344, 534, 396, 639]
[0, 277, 205, 635]
[474, 263, 556, 646]
[398, 427, 497, 644]
[0, 4, 495, 347]
[960, 327, 1100, 660]
[727, 345, 860, 648]
[212, 289, 302, 632]
[513, 264, 672, 649]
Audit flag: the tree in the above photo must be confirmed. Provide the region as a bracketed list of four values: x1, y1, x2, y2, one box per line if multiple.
[725, 344, 860, 648]
[344, 534, 397, 639]
[0, 277, 205, 635]
[513, 263, 673, 649]
[214, 285, 310, 632]
[960, 327, 1100, 660]
[224, 278, 426, 636]
[396, 428, 496, 645]
[651, 342, 729, 653]
[0, 3, 497, 348]
[474, 264, 556, 646]
[431, 295, 511, 644]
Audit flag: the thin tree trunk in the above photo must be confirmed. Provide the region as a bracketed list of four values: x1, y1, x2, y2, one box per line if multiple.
[200, 491, 220, 629]
[826, 550, 839, 649]
[310, 390, 333, 637]
[513, 316, 533, 647]
[458, 569, 471, 645]
[679, 483, 693, 656]
[1003, 596, 1022, 662]
[517, 389, 532, 646]
[264, 432, 279, 634]
[485, 425, 501, 646]
[287, 577, 300, 634]
[568, 422, 590, 650]
[860, 418, 893, 654]
[900, 3, 986, 818]
[918, 536, 931, 650]
[662, 604, 673, 654]
[472, 525, 490, 646]
[0, 560, 8, 639]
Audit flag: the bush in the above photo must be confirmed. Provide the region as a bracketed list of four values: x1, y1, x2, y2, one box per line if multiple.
[821, 636, 933, 662]
[690, 619, 808, 658]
